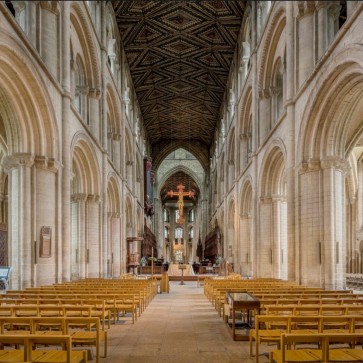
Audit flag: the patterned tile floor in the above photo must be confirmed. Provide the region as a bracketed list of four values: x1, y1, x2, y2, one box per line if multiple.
[102, 281, 270, 363]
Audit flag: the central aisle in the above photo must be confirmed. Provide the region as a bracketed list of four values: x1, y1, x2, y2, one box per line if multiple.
[105, 281, 266, 363]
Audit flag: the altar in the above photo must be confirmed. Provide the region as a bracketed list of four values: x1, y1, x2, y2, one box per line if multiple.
[167, 263, 195, 276]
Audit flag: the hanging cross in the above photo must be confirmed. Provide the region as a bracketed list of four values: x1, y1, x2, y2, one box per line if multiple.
[167, 183, 195, 224]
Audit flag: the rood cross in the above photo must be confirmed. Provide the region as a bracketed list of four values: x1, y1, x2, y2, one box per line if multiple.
[167, 183, 195, 224]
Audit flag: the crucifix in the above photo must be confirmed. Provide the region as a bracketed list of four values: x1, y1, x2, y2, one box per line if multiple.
[167, 183, 195, 224]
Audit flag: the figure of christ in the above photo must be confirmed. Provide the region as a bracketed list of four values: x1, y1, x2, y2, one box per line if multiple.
[167, 183, 195, 224]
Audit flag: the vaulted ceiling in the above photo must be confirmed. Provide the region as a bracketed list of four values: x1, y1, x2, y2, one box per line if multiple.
[112, 0, 246, 171]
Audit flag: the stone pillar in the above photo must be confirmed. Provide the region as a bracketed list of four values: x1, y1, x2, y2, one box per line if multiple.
[89, 88, 101, 141]
[111, 213, 121, 277]
[321, 158, 346, 289]
[316, 2, 328, 59]
[4, 154, 34, 289]
[87, 194, 101, 278]
[258, 89, 271, 143]
[33, 157, 59, 286]
[113, 133, 121, 171]
[286, 1, 297, 282]
[27, 1, 37, 48]
[61, 1, 71, 282]
[100, 0, 108, 278]
[239, 214, 250, 277]
[258, 197, 273, 278]
[297, 1, 315, 88]
[40, 1, 60, 79]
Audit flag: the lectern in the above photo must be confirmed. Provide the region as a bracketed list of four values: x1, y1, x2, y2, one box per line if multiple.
[178, 264, 187, 285]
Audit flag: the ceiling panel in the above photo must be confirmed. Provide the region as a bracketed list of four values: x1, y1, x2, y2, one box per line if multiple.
[112, 0, 246, 168]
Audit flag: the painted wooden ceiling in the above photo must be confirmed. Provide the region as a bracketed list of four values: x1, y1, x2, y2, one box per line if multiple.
[112, 0, 246, 172]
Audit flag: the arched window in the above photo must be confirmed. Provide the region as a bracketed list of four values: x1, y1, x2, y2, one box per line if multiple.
[175, 227, 183, 239]
[189, 227, 194, 240]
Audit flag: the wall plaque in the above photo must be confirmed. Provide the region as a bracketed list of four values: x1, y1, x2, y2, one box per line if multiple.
[40, 226, 51, 257]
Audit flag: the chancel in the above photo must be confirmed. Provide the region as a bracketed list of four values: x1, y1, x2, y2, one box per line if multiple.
[0, 0, 363, 362]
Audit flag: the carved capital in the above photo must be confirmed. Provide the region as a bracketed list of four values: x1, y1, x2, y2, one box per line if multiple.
[87, 194, 101, 203]
[127, 160, 134, 166]
[298, 159, 321, 174]
[269, 86, 282, 96]
[71, 193, 88, 202]
[39, 1, 60, 14]
[321, 157, 349, 173]
[328, 3, 341, 20]
[3, 153, 34, 172]
[297, 1, 316, 18]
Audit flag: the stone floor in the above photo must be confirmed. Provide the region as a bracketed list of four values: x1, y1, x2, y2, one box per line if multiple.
[103, 281, 270, 363]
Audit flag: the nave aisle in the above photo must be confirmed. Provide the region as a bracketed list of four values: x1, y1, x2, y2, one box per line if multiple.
[104, 281, 267, 363]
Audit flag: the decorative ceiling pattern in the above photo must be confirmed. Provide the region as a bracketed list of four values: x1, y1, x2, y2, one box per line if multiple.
[112, 1, 246, 167]
[160, 171, 200, 204]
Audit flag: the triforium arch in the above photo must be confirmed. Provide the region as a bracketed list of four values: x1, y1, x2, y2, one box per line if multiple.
[70, 135, 101, 280]
[107, 175, 121, 277]
[297, 45, 363, 289]
[70, 2, 101, 134]
[0, 32, 59, 289]
[258, 3, 286, 139]
[239, 178, 254, 278]
[258, 142, 287, 279]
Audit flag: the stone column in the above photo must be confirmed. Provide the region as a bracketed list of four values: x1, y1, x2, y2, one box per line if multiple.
[321, 158, 346, 289]
[258, 89, 271, 143]
[27, 1, 37, 48]
[297, 1, 315, 88]
[316, 1, 328, 59]
[111, 213, 121, 277]
[61, 1, 71, 282]
[239, 213, 250, 277]
[87, 194, 101, 278]
[89, 88, 101, 141]
[100, 0, 108, 278]
[113, 133, 121, 171]
[33, 157, 59, 286]
[286, 1, 297, 282]
[40, 1, 60, 79]
[71, 193, 88, 279]
[4, 154, 34, 289]
[258, 197, 273, 278]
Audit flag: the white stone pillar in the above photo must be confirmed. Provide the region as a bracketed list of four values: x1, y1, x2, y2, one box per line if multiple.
[100, 0, 108, 278]
[258, 197, 273, 278]
[40, 1, 60, 79]
[89, 88, 101, 141]
[239, 214, 250, 277]
[316, 2, 328, 59]
[258, 90, 271, 143]
[286, 1, 297, 282]
[72, 193, 88, 279]
[61, 1, 71, 282]
[33, 157, 59, 286]
[111, 213, 121, 277]
[297, 1, 315, 88]
[321, 158, 346, 289]
[299, 161, 322, 287]
[5, 154, 33, 289]
[27, 1, 37, 48]
[87, 194, 101, 278]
